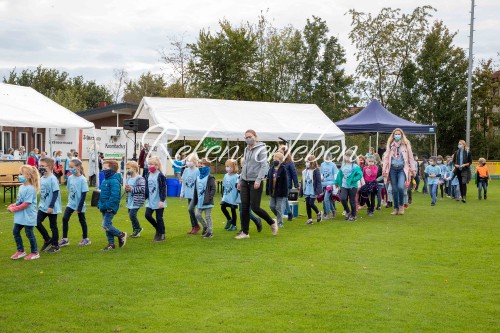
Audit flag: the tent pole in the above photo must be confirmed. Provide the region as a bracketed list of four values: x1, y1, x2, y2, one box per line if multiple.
[92, 127, 100, 188]
[376, 132, 379, 151]
[369, 135, 371, 153]
[48, 128, 52, 157]
[434, 133, 437, 156]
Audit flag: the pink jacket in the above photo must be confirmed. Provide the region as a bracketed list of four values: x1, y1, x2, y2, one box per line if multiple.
[382, 141, 416, 182]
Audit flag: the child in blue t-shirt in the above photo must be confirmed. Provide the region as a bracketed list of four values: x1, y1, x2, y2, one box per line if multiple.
[320, 152, 338, 219]
[193, 159, 216, 238]
[300, 155, 323, 225]
[181, 154, 201, 235]
[36, 157, 63, 253]
[222, 159, 239, 231]
[125, 161, 146, 238]
[437, 155, 448, 200]
[145, 157, 167, 242]
[8, 165, 41, 260]
[424, 156, 441, 206]
[173, 155, 183, 180]
[59, 159, 90, 247]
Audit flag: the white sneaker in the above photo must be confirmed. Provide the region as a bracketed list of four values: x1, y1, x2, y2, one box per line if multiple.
[235, 233, 250, 239]
[271, 219, 278, 236]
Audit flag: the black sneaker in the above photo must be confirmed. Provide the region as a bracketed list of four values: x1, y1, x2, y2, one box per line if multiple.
[431, 202, 435, 206]
[316, 212, 322, 222]
[255, 219, 263, 232]
[203, 232, 213, 239]
[118, 232, 127, 248]
[201, 227, 208, 237]
[287, 213, 293, 221]
[130, 228, 143, 238]
[348, 215, 357, 222]
[46, 246, 60, 253]
[40, 240, 52, 252]
[154, 234, 165, 242]
[344, 213, 351, 221]
[102, 244, 115, 251]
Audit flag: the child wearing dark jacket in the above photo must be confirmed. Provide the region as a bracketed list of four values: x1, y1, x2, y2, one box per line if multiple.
[193, 159, 216, 238]
[266, 152, 289, 228]
[144, 157, 167, 242]
[98, 160, 127, 250]
[300, 155, 323, 225]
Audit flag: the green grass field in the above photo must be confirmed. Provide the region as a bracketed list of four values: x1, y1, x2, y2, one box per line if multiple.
[0, 181, 498, 332]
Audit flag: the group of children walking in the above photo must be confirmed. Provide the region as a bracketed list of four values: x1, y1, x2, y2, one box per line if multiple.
[7, 149, 492, 260]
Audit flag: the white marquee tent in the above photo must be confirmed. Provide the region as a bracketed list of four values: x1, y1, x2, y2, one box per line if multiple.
[0, 83, 99, 182]
[133, 97, 345, 144]
[0, 83, 94, 129]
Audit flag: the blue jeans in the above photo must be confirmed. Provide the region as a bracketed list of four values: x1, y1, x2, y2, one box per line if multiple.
[429, 183, 438, 204]
[389, 166, 406, 209]
[376, 183, 384, 208]
[128, 208, 142, 231]
[269, 196, 286, 224]
[322, 189, 335, 215]
[478, 180, 488, 199]
[187, 198, 199, 227]
[101, 211, 122, 244]
[13, 224, 37, 253]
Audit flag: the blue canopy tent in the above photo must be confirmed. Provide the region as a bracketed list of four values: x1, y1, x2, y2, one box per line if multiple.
[335, 99, 437, 154]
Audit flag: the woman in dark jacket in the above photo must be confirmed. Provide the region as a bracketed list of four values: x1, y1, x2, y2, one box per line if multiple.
[281, 147, 299, 221]
[266, 152, 289, 228]
[452, 139, 473, 203]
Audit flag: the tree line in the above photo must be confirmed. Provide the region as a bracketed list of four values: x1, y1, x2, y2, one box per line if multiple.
[3, 7, 499, 159]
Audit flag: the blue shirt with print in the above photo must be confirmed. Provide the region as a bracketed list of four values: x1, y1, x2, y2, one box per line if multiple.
[425, 165, 441, 185]
[181, 167, 199, 199]
[39, 174, 62, 214]
[303, 169, 315, 197]
[340, 163, 355, 188]
[222, 173, 239, 205]
[67, 175, 89, 212]
[320, 161, 337, 187]
[14, 185, 38, 226]
[127, 176, 141, 209]
[196, 175, 214, 209]
[146, 172, 162, 209]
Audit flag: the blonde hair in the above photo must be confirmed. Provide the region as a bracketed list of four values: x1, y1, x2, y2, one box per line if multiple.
[306, 155, 318, 169]
[69, 158, 85, 177]
[20, 165, 40, 192]
[126, 161, 139, 171]
[274, 152, 285, 163]
[225, 159, 239, 173]
[478, 157, 486, 165]
[104, 160, 119, 172]
[387, 128, 411, 147]
[148, 156, 162, 171]
[186, 153, 199, 163]
[458, 140, 469, 150]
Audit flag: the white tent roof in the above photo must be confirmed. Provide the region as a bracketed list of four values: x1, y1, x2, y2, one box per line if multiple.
[0, 83, 94, 129]
[134, 97, 344, 142]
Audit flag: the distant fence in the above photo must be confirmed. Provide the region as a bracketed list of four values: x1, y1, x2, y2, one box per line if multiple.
[471, 160, 500, 179]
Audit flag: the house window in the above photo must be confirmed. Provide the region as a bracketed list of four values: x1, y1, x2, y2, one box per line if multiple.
[35, 132, 44, 151]
[19, 132, 28, 150]
[2, 131, 12, 153]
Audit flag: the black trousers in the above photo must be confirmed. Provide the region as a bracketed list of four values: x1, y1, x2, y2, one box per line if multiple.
[221, 202, 237, 226]
[305, 196, 319, 219]
[340, 187, 358, 217]
[62, 207, 88, 239]
[240, 180, 274, 234]
[455, 169, 468, 198]
[36, 210, 59, 246]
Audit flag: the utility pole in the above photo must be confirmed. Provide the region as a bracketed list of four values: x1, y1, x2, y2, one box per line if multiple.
[466, 0, 475, 144]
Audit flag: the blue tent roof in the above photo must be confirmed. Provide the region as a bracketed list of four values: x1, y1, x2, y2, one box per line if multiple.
[335, 99, 436, 135]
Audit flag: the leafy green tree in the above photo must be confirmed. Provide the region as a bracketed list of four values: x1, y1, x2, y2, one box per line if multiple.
[348, 6, 435, 106]
[188, 20, 258, 100]
[3, 65, 112, 111]
[471, 58, 500, 159]
[394, 21, 468, 155]
[122, 72, 168, 104]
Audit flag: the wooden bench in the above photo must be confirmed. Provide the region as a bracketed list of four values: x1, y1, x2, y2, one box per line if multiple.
[0, 181, 22, 203]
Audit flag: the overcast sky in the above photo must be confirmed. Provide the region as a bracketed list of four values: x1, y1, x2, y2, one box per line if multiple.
[0, 0, 498, 88]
